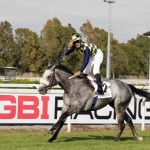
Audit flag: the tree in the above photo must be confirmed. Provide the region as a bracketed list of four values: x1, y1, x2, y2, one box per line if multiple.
[80, 20, 99, 45]
[39, 18, 66, 69]
[1, 18, 149, 77]
[111, 40, 128, 78]
[15, 28, 39, 72]
[0, 21, 16, 67]
[39, 18, 81, 72]
[122, 35, 149, 76]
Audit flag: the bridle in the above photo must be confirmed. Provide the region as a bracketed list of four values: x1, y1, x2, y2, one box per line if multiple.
[45, 67, 68, 90]
[48, 71, 55, 88]
[40, 65, 75, 90]
[39, 66, 56, 89]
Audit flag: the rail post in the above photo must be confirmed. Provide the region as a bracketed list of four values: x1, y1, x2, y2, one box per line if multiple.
[67, 116, 71, 132]
[141, 98, 146, 131]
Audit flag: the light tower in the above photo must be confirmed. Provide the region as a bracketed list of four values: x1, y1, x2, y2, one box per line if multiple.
[103, 0, 115, 79]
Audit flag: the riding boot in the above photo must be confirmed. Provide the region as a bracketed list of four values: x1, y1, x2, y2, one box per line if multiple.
[94, 73, 104, 95]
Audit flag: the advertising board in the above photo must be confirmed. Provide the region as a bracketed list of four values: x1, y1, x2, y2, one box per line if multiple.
[0, 94, 150, 124]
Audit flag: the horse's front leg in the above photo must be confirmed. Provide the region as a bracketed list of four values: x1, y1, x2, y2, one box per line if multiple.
[48, 116, 66, 134]
[48, 118, 66, 142]
[48, 103, 70, 134]
[48, 121, 60, 134]
[48, 110, 71, 142]
[48, 105, 80, 143]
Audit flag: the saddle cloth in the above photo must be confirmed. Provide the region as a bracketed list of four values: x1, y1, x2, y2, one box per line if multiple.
[87, 76, 112, 99]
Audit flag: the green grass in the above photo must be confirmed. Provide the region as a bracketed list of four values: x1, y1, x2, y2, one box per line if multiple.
[0, 130, 150, 150]
[0, 79, 39, 84]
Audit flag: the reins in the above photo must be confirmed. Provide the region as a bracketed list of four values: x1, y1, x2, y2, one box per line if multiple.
[69, 75, 76, 79]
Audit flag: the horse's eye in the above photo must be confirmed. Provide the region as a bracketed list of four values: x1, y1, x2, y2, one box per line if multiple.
[47, 76, 51, 80]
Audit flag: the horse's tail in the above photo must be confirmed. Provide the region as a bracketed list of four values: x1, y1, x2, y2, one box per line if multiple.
[128, 84, 150, 100]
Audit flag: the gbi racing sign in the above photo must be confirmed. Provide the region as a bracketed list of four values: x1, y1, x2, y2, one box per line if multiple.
[0, 94, 150, 124]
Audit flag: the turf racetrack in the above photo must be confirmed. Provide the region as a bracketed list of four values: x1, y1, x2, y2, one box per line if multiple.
[0, 126, 150, 150]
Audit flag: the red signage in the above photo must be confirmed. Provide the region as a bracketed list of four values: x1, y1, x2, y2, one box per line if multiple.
[0, 95, 49, 120]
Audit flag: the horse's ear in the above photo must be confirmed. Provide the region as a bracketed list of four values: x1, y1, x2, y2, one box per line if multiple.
[47, 65, 55, 70]
[51, 65, 56, 70]
[47, 65, 52, 69]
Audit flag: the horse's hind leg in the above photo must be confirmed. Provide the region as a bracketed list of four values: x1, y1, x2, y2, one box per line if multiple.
[115, 120, 125, 142]
[115, 104, 127, 142]
[109, 102, 125, 141]
[124, 112, 143, 141]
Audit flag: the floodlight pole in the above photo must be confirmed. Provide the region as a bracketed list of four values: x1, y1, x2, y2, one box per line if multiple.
[143, 31, 150, 88]
[147, 40, 150, 88]
[103, 0, 115, 79]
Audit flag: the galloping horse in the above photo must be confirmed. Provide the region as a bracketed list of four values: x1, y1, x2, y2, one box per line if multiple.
[38, 64, 150, 142]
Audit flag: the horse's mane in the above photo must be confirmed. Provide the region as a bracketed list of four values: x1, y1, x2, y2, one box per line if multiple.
[54, 64, 91, 85]
[55, 64, 74, 75]
[54, 64, 85, 79]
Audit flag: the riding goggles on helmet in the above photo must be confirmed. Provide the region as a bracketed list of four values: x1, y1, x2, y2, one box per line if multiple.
[71, 34, 82, 42]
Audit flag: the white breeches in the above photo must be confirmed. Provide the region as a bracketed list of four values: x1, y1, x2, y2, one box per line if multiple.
[83, 49, 103, 75]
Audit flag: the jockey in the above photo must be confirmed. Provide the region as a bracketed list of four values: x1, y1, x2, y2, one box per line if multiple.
[64, 33, 104, 95]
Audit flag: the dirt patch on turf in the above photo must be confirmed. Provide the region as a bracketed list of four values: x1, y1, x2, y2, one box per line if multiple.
[0, 124, 150, 132]
[63, 124, 150, 132]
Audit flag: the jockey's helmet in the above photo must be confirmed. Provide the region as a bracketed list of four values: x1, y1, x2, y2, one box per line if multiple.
[71, 33, 82, 42]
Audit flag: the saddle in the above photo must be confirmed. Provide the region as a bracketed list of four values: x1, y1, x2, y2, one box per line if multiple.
[86, 76, 112, 99]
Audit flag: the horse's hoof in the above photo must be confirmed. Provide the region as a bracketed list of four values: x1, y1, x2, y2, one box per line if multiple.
[114, 138, 120, 142]
[137, 136, 143, 141]
[47, 138, 53, 143]
[48, 130, 53, 134]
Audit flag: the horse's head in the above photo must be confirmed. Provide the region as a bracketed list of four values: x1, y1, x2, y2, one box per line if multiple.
[38, 65, 57, 95]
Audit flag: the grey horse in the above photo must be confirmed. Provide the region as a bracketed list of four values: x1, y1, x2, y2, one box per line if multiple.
[38, 64, 150, 143]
